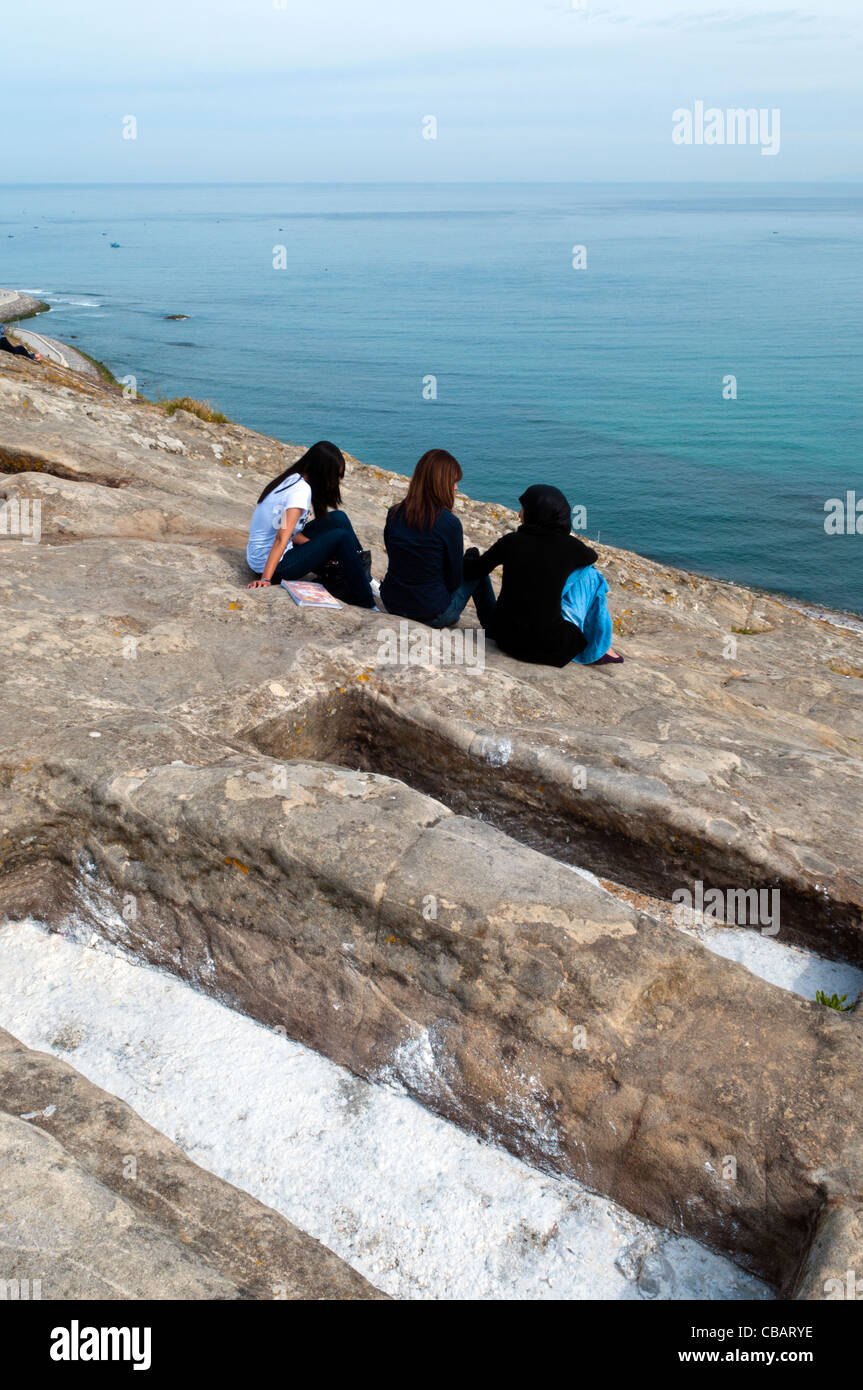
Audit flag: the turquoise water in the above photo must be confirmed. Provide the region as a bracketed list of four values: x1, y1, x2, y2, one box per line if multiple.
[2, 182, 861, 614]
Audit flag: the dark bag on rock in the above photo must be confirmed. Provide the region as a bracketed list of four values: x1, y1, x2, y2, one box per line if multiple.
[312, 546, 372, 603]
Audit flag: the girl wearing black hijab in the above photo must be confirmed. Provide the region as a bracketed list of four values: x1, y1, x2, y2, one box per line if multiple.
[463, 484, 622, 668]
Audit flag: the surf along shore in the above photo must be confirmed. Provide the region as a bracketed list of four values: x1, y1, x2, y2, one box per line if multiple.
[1, 301, 862, 1301]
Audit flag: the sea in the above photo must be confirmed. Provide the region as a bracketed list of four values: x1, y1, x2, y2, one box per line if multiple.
[1, 182, 861, 615]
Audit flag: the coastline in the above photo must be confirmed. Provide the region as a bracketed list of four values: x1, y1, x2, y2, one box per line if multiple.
[1, 292, 119, 383]
[3, 0, 861, 1317]
[0, 288, 50, 322]
[4, 286, 859, 628]
[2, 323, 863, 1302]
[4, 179, 860, 618]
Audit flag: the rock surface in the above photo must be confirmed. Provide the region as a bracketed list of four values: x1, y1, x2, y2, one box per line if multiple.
[1, 342, 862, 1298]
[0, 1028, 385, 1299]
[792, 1199, 863, 1301]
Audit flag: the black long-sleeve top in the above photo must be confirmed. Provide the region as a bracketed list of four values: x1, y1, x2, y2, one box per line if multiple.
[465, 527, 598, 667]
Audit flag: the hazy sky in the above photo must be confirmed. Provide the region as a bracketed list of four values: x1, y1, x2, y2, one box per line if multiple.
[3, 1, 861, 181]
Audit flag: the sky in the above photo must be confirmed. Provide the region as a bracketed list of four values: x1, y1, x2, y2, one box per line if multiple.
[2, 0, 861, 181]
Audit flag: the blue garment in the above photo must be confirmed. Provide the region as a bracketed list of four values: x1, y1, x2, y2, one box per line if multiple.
[381, 506, 464, 621]
[428, 574, 496, 629]
[561, 566, 613, 665]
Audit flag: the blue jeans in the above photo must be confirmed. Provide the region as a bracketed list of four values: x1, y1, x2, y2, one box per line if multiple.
[262, 514, 375, 608]
[429, 575, 496, 629]
[300, 509, 360, 545]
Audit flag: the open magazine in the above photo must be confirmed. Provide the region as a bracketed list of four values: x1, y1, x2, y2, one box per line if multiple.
[281, 580, 343, 610]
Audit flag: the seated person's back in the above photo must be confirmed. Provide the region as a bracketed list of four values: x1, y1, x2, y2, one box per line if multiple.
[464, 484, 599, 667]
[381, 502, 463, 621]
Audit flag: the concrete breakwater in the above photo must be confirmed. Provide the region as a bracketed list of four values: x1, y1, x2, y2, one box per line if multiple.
[0, 288, 102, 378]
[0, 288, 51, 323]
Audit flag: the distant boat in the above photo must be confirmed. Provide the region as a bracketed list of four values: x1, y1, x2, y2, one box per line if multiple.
[110, 242, 121, 248]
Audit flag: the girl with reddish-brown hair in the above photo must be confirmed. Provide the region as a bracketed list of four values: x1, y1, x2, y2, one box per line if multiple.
[380, 449, 496, 628]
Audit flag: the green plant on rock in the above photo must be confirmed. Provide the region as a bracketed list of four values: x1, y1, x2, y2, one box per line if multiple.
[815, 990, 854, 1013]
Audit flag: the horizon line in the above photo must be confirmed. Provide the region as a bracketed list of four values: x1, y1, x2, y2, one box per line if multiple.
[2, 177, 862, 188]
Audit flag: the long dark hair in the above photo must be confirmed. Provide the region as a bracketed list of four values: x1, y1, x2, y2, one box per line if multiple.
[394, 449, 462, 531]
[257, 441, 345, 519]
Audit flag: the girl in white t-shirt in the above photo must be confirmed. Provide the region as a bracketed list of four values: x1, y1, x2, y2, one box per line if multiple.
[245, 441, 375, 608]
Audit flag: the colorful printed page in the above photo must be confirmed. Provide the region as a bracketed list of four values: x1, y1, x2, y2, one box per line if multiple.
[281, 580, 343, 610]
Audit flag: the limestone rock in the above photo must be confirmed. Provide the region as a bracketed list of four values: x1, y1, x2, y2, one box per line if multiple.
[2, 347, 862, 1299]
[0, 1028, 385, 1300]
